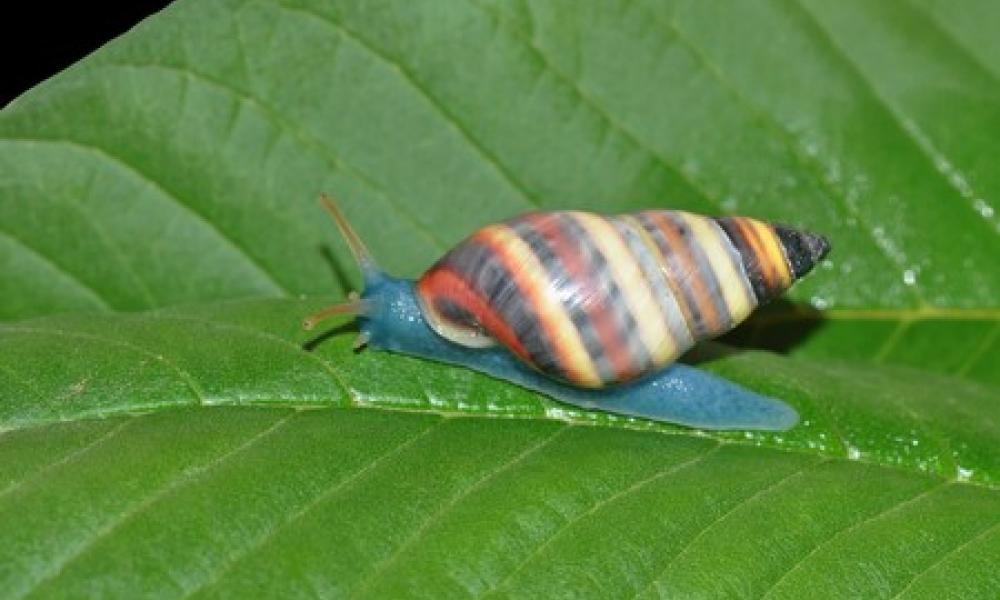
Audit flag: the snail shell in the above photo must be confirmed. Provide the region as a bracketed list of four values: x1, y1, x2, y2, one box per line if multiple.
[416, 211, 829, 388]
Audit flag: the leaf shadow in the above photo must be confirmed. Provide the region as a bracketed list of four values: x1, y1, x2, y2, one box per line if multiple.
[686, 299, 828, 365]
[302, 320, 358, 353]
[320, 244, 358, 295]
[301, 244, 363, 352]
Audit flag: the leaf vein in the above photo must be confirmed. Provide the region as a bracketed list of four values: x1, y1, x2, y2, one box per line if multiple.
[466, 0, 721, 213]
[873, 320, 912, 363]
[75, 171, 159, 308]
[955, 321, 1000, 376]
[899, 0, 1000, 86]
[787, 0, 998, 240]
[182, 417, 446, 598]
[0, 419, 130, 502]
[0, 138, 289, 296]
[640, 0, 929, 304]
[17, 412, 296, 599]
[99, 61, 451, 255]
[0, 325, 206, 405]
[0, 362, 47, 404]
[889, 518, 1000, 599]
[0, 230, 112, 310]
[482, 442, 723, 598]
[635, 456, 825, 599]
[276, 2, 545, 210]
[145, 314, 352, 400]
[760, 480, 950, 599]
[349, 424, 570, 598]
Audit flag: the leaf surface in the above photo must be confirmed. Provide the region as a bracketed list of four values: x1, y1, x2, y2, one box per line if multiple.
[1, 0, 999, 597]
[1, 302, 999, 597]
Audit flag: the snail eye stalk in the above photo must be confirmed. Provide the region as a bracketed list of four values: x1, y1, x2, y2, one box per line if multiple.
[319, 194, 379, 276]
[301, 295, 368, 331]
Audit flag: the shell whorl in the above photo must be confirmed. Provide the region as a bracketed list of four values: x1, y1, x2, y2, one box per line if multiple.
[416, 211, 829, 389]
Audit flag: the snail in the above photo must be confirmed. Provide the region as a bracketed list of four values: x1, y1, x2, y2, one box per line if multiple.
[303, 196, 830, 431]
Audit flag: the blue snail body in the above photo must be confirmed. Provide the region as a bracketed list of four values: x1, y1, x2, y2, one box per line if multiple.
[358, 271, 798, 431]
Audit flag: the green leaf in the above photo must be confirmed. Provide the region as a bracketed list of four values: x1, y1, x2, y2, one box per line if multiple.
[2, 0, 999, 597]
[2, 302, 1000, 597]
[3, 299, 1000, 486]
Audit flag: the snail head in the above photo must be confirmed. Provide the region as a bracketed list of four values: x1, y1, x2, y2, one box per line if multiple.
[301, 195, 383, 348]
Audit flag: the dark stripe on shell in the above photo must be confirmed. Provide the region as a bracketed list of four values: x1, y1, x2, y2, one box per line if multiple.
[435, 238, 565, 379]
[559, 214, 653, 380]
[639, 212, 723, 338]
[715, 217, 768, 303]
[664, 212, 733, 334]
[634, 212, 705, 340]
[430, 296, 486, 337]
[610, 217, 692, 347]
[510, 215, 616, 383]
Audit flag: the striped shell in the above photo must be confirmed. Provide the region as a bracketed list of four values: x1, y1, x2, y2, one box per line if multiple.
[415, 211, 829, 389]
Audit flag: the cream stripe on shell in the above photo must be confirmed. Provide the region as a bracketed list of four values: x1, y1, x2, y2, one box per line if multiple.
[569, 212, 678, 365]
[485, 224, 602, 387]
[677, 212, 755, 328]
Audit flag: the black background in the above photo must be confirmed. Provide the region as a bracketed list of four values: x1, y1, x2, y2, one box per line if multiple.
[3, 3, 173, 106]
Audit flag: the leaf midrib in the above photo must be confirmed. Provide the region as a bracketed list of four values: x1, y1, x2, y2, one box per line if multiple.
[3, 403, 997, 494]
